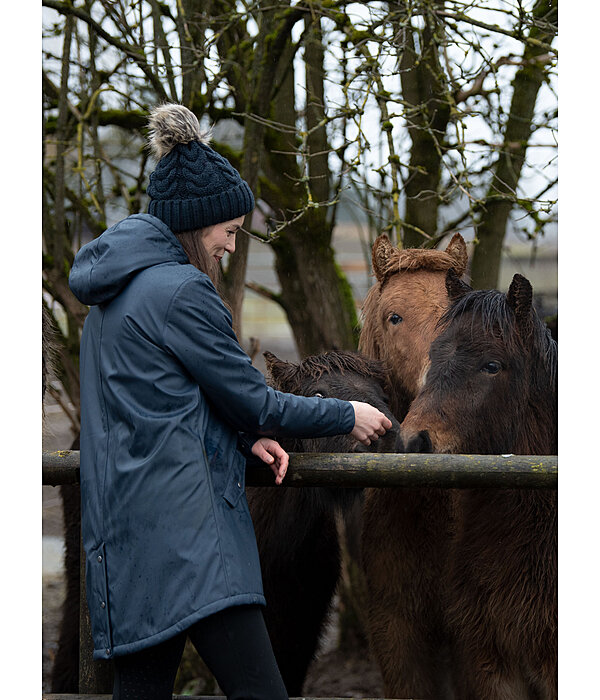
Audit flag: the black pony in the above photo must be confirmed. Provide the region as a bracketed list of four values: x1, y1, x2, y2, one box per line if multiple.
[248, 350, 400, 695]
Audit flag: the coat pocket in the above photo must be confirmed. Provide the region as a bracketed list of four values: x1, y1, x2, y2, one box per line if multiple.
[86, 542, 113, 657]
[222, 452, 245, 508]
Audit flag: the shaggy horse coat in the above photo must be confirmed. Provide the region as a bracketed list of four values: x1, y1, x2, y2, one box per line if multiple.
[358, 233, 468, 698]
[399, 272, 557, 700]
[248, 350, 400, 696]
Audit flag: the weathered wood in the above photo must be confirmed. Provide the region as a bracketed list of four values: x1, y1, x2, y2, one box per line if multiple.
[43, 450, 81, 485]
[78, 543, 113, 693]
[249, 452, 557, 488]
[43, 450, 558, 489]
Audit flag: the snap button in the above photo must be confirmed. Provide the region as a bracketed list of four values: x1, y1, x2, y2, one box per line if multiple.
[105, 648, 111, 656]
[237, 482, 241, 488]
[97, 555, 103, 563]
[100, 601, 106, 609]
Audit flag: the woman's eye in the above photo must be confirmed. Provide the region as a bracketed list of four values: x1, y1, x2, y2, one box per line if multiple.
[389, 313, 403, 325]
[481, 361, 502, 374]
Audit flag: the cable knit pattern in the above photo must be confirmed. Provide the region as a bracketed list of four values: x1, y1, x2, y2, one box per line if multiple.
[147, 115, 254, 232]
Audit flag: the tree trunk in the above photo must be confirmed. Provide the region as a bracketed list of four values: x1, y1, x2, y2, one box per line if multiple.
[222, 2, 296, 337]
[272, 228, 358, 356]
[397, 8, 451, 248]
[262, 14, 359, 355]
[470, 0, 558, 289]
[176, 0, 209, 106]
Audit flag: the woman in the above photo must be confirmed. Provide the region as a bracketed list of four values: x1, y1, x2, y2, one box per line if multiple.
[68, 104, 391, 700]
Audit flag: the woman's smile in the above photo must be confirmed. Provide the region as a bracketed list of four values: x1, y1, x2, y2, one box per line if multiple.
[201, 216, 245, 263]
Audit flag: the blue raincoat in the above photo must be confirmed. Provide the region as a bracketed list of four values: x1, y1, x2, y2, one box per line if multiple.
[69, 214, 355, 660]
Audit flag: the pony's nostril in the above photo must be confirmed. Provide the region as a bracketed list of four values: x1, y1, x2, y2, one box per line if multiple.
[419, 430, 433, 453]
[405, 430, 432, 453]
[395, 434, 405, 452]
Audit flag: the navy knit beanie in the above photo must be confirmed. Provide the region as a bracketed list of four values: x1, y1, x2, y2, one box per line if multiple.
[146, 104, 254, 233]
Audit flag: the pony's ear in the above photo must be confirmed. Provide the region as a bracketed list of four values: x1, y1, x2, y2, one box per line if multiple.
[506, 274, 533, 330]
[445, 233, 468, 277]
[372, 234, 395, 283]
[445, 268, 471, 301]
[263, 351, 297, 389]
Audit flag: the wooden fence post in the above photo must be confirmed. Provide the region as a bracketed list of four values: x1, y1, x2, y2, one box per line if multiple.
[78, 537, 113, 693]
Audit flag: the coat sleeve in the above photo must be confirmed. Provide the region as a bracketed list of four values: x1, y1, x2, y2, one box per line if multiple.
[163, 273, 355, 438]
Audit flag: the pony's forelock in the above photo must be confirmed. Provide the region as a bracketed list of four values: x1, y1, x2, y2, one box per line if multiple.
[380, 247, 466, 283]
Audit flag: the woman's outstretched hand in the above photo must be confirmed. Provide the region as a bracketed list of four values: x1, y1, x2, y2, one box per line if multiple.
[349, 401, 393, 446]
[251, 437, 290, 485]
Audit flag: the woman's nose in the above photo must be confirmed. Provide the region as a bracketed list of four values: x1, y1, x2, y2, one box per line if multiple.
[225, 237, 236, 254]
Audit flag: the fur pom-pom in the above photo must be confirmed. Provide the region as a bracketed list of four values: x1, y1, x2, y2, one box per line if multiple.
[147, 104, 211, 160]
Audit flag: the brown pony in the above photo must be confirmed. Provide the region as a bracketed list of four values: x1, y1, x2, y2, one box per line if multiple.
[360, 233, 468, 416]
[358, 233, 468, 698]
[399, 272, 557, 699]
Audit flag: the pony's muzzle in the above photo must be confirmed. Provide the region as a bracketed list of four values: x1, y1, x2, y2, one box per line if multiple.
[396, 429, 433, 454]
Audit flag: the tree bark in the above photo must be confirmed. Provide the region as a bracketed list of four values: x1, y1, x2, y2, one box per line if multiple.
[397, 7, 451, 248]
[222, 4, 289, 336]
[271, 229, 358, 356]
[261, 14, 358, 355]
[469, 0, 558, 289]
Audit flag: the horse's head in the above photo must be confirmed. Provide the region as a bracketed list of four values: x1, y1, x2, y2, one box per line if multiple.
[398, 272, 558, 455]
[359, 233, 468, 416]
[264, 349, 400, 454]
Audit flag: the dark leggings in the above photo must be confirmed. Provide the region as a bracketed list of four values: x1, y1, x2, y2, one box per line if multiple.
[112, 605, 288, 700]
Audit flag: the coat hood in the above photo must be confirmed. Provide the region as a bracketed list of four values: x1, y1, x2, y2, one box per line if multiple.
[69, 214, 189, 306]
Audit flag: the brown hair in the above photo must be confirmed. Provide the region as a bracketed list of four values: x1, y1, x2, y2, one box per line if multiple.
[175, 228, 222, 291]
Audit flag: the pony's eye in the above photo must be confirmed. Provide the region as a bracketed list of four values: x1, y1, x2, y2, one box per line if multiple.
[389, 313, 403, 325]
[481, 361, 502, 374]
[314, 392, 325, 398]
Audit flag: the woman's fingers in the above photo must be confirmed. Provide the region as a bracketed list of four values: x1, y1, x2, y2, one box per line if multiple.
[349, 401, 392, 445]
[251, 438, 289, 484]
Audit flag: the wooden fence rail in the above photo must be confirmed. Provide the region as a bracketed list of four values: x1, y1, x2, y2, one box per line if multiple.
[42, 450, 557, 698]
[43, 450, 558, 489]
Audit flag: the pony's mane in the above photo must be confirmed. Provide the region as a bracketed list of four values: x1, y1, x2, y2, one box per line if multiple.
[379, 247, 462, 280]
[440, 289, 557, 387]
[277, 350, 388, 393]
[298, 350, 387, 382]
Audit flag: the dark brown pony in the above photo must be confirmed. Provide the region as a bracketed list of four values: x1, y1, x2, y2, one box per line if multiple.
[247, 350, 400, 695]
[358, 234, 468, 698]
[400, 272, 557, 699]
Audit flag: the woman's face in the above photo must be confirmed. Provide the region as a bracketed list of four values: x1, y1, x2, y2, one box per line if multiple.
[201, 216, 245, 264]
